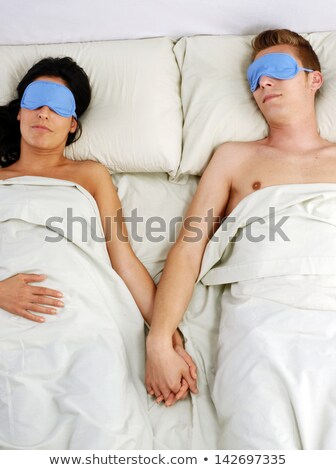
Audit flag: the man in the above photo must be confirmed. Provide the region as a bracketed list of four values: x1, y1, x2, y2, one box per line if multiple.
[146, 29, 336, 449]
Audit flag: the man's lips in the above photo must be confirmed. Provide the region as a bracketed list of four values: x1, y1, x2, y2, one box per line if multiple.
[263, 93, 281, 103]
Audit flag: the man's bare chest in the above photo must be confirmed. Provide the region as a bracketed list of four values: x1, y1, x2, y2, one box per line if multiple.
[226, 153, 336, 214]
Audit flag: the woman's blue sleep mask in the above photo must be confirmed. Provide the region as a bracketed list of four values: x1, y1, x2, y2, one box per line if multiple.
[247, 53, 314, 92]
[20, 80, 77, 118]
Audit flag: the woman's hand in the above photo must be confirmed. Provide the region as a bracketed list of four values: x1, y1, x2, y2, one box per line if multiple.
[0, 273, 64, 322]
[172, 329, 197, 383]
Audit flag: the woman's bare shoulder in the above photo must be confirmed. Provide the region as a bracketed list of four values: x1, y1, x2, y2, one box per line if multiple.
[0, 161, 112, 195]
[67, 160, 113, 195]
[0, 166, 21, 180]
[69, 160, 109, 175]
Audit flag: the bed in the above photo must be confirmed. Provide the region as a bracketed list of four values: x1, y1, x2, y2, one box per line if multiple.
[1, 0, 336, 450]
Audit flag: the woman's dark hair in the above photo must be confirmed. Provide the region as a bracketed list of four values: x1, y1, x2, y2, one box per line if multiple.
[0, 56, 91, 167]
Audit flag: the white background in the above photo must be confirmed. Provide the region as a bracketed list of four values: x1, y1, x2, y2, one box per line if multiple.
[1, 0, 336, 45]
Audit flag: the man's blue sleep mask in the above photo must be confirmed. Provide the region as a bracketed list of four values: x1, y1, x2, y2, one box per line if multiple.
[247, 53, 314, 92]
[20, 80, 77, 118]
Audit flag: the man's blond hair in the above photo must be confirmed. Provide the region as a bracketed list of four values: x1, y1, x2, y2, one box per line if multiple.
[252, 29, 321, 72]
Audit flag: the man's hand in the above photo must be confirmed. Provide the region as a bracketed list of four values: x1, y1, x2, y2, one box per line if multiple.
[0, 273, 64, 322]
[146, 335, 198, 407]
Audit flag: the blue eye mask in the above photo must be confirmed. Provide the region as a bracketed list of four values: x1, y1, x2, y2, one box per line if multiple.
[20, 80, 77, 118]
[247, 52, 314, 92]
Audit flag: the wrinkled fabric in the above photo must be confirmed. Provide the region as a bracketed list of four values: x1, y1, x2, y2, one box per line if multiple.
[199, 184, 336, 449]
[0, 176, 152, 449]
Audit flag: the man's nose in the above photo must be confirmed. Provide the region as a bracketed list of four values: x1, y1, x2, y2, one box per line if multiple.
[258, 75, 275, 88]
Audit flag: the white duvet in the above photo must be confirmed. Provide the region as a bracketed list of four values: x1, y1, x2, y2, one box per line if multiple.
[0, 176, 153, 449]
[5, 178, 334, 450]
[199, 183, 336, 449]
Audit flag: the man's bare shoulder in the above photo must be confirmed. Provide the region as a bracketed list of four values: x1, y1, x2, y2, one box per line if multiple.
[215, 140, 265, 156]
[210, 140, 265, 169]
[199, 141, 264, 192]
[321, 140, 336, 155]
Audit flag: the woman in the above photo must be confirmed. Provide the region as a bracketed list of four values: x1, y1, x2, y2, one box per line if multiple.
[0, 57, 158, 324]
[0, 57, 193, 449]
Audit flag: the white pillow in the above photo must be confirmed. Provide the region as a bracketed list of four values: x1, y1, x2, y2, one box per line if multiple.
[112, 173, 199, 278]
[0, 38, 182, 175]
[310, 32, 336, 143]
[174, 32, 336, 176]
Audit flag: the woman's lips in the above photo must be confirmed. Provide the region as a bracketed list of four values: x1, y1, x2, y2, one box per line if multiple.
[32, 125, 52, 131]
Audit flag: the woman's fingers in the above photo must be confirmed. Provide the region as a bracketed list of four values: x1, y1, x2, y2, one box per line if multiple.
[164, 378, 190, 406]
[22, 273, 63, 299]
[179, 390, 189, 401]
[175, 378, 189, 401]
[181, 362, 198, 395]
[164, 392, 178, 407]
[26, 303, 58, 315]
[28, 278, 64, 315]
[174, 344, 198, 381]
[15, 308, 46, 323]
[145, 375, 165, 401]
[29, 294, 64, 309]
[30, 285, 64, 299]
[19, 273, 47, 284]
[0, 273, 64, 323]
[146, 387, 164, 404]
[156, 394, 165, 404]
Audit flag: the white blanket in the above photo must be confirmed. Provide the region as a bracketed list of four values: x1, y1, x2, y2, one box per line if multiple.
[0, 176, 223, 450]
[0, 176, 153, 449]
[199, 184, 336, 449]
[6, 178, 334, 449]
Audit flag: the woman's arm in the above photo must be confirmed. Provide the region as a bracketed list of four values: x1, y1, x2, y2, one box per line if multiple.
[91, 163, 156, 324]
[146, 146, 232, 404]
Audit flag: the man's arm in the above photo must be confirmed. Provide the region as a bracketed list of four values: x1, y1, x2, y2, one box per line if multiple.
[146, 145, 233, 404]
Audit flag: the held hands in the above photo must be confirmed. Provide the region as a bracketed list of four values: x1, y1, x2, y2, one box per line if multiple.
[0, 273, 64, 322]
[2, 274, 196, 403]
[145, 329, 198, 407]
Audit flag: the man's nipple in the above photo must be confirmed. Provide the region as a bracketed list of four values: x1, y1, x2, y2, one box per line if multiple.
[252, 181, 261, 190]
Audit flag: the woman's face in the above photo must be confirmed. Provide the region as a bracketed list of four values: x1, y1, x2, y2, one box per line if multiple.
[17, 76, 77, 152]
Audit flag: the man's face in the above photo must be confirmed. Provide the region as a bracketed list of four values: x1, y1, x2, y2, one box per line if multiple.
[250, 44, 311, 121]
